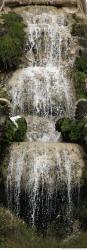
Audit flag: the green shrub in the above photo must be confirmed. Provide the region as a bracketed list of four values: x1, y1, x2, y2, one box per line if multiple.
[74, 56, 87, 99]
[0, 12, 25, 71]
[14, 117, 27, 142]
[75, 57, 87, 74]
[4, 119, 16, 144]
[55, 118, 85, 143]
[71, 20, 87, 38]
[0, 207, 35, 248]
[55, 118, 65, 132]
[2, 117, 27, 146]
[69, 120, 85, 142]
[60, 118, 72, 141]
[74, 71, 86, 99]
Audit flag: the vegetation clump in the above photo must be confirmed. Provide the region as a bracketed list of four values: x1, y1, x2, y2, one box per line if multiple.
[14, 117, 27, 142]
[55, 117, 85, 143]
[0, 12, 25, 71]
[4, 117, 27, 143]
[74, 56, 87, 99]
[0, 117, 27, 157]
[71, 19, 87, 38]
[71, 15, 87, 100]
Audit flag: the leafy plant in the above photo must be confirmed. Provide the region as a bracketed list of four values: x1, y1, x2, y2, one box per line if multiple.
[14, 117, 27, 142]
[55, 117, 85, 143]
[75, 57, 87, 73]
[74, 71, 86, 99]
[74, 56, 87, 99]
[0, 12, 25, 71]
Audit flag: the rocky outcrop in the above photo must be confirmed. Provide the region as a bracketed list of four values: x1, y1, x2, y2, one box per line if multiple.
[4, 0, 77, 8]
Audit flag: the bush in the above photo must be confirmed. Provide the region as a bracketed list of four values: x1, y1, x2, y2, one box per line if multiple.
[74, 56, 87, 99]
[2, 117, 27, 146]
[0, 207, 34, 248]
[74, 71, 86, 99]
[0, 12, 25, 71]
[60, 118, 72, 141]
[55, 118, 85, 143]
[75, 57, 87, 73]
[14, 117, 27, 142]
[4, 119, 16, 144]
[69, 120, 84, 142]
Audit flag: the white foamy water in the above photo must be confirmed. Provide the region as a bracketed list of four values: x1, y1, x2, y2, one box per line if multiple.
[9, 66, 75, 117]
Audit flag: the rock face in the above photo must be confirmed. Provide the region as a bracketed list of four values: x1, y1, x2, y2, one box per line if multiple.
[5, 0, 77, 8]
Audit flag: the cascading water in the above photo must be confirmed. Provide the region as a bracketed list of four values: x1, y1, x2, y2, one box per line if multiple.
[7, 6, 84, 232]
[8, 7, 75, 117]
[7, 142, 84, 228]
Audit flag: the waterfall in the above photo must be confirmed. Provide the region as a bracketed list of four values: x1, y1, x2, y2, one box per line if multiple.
[8, 7, 75, 118]
[7, 6, 84, 231]
[7, 143, 84, 226]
